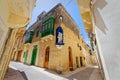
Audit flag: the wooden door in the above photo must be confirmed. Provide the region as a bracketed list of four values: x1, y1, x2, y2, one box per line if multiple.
[44, 46, 49, 68]
[17, 51, 22, 61]
[69, 47, 73, 70]
[76, 56, 79, 68]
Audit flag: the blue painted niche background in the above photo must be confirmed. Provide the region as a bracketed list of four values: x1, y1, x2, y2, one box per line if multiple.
[56, 26, 64, 45]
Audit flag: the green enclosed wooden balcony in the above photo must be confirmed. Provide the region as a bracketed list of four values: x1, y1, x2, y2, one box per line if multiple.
[41, 17, 55, 37]
[25, 31, 34, 43]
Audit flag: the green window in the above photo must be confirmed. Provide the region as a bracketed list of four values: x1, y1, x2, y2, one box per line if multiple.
[41, 17, 55, 37]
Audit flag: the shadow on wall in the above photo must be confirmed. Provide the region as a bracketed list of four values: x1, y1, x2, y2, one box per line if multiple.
[92, 0, 108, 34]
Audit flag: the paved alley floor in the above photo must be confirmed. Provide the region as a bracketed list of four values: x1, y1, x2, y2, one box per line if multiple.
[6, 61, 103, 80]
[4, 68, 26, 80]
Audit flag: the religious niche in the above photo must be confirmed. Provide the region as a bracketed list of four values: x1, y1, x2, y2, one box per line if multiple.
[56, 26, 64, 46]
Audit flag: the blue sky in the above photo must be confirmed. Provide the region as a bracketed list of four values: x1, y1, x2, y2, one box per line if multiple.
[27, 0, 90, 45]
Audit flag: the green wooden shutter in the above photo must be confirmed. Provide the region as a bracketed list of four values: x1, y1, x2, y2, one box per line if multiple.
[31, 45, 37, 65]
[24, 50, 28, 64]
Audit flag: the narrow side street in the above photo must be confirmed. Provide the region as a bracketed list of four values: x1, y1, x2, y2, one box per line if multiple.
[5, 61, 103, 80]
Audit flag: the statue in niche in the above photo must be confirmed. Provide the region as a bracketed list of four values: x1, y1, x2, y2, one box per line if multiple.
[58, 32, 63, 44]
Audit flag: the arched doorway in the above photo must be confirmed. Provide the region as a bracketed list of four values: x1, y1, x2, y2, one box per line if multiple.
[44, 46, 50, 68]
[68, 47, 73, 70]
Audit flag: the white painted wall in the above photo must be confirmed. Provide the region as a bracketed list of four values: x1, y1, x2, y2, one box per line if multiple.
[93, 0, 120, 80]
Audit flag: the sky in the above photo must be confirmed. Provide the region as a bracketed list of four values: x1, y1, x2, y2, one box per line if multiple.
[27, 0, 90, 45]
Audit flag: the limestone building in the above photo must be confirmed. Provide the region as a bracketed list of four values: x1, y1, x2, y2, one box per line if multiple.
[13, 3, 94, 72]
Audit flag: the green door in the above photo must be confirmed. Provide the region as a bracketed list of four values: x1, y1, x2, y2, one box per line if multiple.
[31, 45, 37, 65]
[24, 50, 28, 64]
